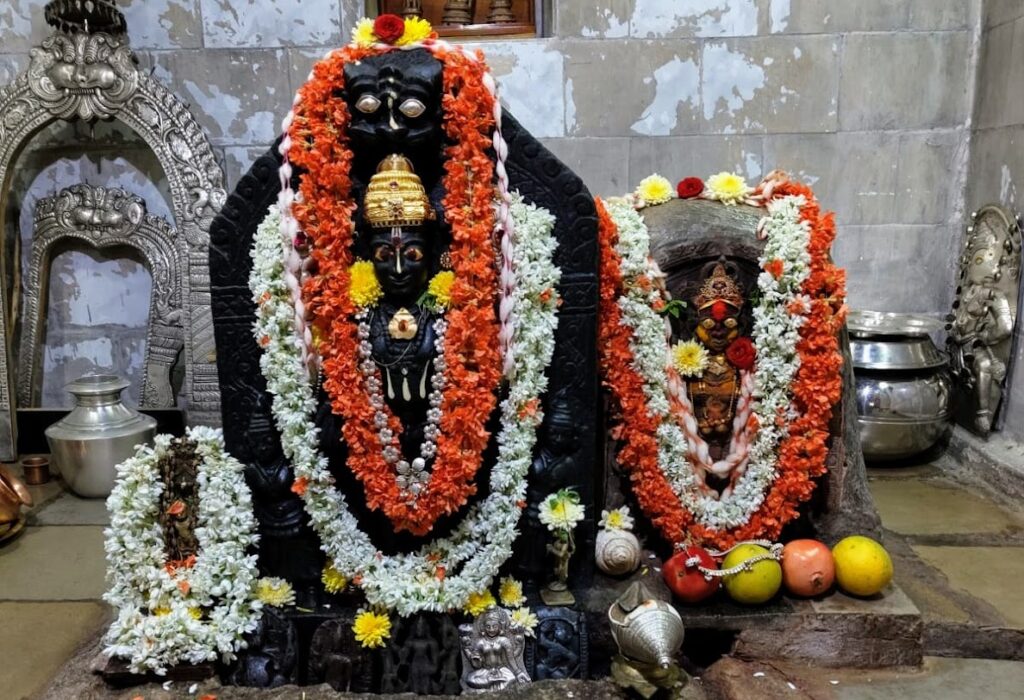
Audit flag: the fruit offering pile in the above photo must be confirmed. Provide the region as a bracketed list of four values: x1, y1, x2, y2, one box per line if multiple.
[662, 535, 893, 605]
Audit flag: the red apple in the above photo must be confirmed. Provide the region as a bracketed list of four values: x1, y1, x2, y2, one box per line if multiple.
[781, 539, 835, 597]
[663, 546, 720, 603]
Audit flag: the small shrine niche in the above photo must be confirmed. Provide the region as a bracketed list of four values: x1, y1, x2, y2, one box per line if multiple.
[375, 1, 545, 39]
[0, 0, 228, 458]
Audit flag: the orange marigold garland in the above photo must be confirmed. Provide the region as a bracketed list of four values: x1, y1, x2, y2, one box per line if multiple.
[285, 44, 502, 536]
[597, 176, 847, 550]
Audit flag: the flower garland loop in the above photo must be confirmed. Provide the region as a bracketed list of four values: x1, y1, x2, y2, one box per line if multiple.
[102, 427, 262, 674]
[280, 30, 517, 536]
[597, 174, 846, 549]
[251, 196, 560, 615]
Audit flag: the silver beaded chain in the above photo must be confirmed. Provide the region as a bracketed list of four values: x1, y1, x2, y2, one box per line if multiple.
[356, 310, 449, 504]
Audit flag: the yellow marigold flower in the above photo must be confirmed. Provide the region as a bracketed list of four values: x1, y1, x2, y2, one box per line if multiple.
[426, 270, 455, 309]
[673, 340, 709, 378]
[188, 607, 203, 620]
[322, 561, 348, 594]
[152, 606, 171, 617]
[351, 18, 377, 47]
[256, 577, 296, 607]
[705, 171, 753, 206]
[498, 576, 526, 607]
[464, 590, 497, 617]
[397, 17, 434, 46]
[349, 259, 383, 308]
[510, 607, 539, 637]
[635, 174, 674, 206]
[352, 610, 392, 648]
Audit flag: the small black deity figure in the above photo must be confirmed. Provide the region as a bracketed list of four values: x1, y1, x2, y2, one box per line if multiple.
[517, 396, 580, 584]
[307, 617, 372, 692]
[526, 607, 588, 681]
[380, 614, 462, 695]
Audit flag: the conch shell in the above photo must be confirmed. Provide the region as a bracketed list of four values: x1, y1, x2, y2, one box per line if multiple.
[0, 465, 33, 525]
[608, 581, 684, 668]
[595, 529, 641, 576]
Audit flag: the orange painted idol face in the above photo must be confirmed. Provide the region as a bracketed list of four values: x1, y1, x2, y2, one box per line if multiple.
[693, 260, 744, 354]
[696, 300, 740, 353]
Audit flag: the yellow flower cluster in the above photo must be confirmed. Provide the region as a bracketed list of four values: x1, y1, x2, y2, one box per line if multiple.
[351, 16, 434, 48]
[256, 577, 296, 607]
[463, 590, 497, 617]
[322, 561, 348, 594]
[426, 270, 456, 309]
[705, 171, 753, 206]
[349, 259, 383, 308]
[672, 340, 709, 378]
[353, 609, 392, 648]
[498, 576, 526, 608]
[635, 174, 674, 207]
[510, 607, 539, 637]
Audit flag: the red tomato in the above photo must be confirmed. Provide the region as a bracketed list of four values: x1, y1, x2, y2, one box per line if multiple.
[663, 546, 720, 603]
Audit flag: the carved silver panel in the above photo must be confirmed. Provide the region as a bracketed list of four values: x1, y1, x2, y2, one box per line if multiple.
[18, 185, 184, 409]
[0, 15, 227, 458]
[946, 204, 1022, 435]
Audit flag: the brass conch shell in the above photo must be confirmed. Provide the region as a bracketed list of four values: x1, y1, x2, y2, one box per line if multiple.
[608, 581, 684, 668]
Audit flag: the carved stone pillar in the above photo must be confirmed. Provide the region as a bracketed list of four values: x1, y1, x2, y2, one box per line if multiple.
[402, 0, 423, 17]
[486, 0, 516, 23]
[442, 0, 474, 25]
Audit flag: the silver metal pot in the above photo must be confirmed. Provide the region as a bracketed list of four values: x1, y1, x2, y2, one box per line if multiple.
[849, 311, 952, 461]
[45, 374, 157, 497]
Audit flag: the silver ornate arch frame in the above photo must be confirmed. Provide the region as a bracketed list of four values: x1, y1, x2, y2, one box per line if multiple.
[0, 21, 226, 458]
[18, 185, 184, 409]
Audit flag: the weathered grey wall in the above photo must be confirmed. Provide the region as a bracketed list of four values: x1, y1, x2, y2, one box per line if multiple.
[968, 0, 1024, 441]
[0, 0, 987, 400]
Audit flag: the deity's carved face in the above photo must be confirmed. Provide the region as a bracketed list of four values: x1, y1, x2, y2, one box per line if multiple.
[482, 611, 503, 638]
[695, 302, 740, 354]
[344, 50, 444, 160]
[369, 226, 432, 303]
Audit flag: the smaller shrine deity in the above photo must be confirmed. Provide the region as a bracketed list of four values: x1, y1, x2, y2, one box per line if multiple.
[681, 259, 755, 494]
[459, 607, 531, 693]
[949, 227, 1019, 433]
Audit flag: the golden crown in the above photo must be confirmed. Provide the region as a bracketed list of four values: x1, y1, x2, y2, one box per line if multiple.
[363, 154, 437, 229]
[695, 262, 744, 310]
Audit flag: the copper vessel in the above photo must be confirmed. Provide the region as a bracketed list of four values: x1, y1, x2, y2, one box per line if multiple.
[0, 464, 33, 525]
[20, 456, 50, 485]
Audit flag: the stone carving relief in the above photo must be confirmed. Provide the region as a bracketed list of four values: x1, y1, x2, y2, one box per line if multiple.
[0, 4, 227, 458]
[947, 204, 1023, 435]
[17, 185, 185, 409]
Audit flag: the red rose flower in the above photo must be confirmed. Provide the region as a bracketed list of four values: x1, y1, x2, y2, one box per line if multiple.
[726, 337, 756, 371]
[677, 177, 704, 199]
[373, 14, 405, 43]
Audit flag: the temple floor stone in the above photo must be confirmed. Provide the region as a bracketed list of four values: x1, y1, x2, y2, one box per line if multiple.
[867, 476, 1024, 536]
[912, 546, 1024, 627]
[0, 601, 107, 700]
[0, 525, 106, 600]
[30, 492, 111, 526]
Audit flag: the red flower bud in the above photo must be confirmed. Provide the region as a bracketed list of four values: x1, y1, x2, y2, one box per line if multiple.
[726, 336, 756, 371]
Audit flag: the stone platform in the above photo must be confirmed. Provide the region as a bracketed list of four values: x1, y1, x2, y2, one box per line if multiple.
[584, 561, 923, 673]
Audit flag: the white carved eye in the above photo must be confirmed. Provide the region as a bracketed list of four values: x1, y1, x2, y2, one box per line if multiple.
[355, 94, 381, 114]
[399, 98, 426, 118]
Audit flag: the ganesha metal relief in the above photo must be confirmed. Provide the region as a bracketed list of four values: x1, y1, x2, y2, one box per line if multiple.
[0, 1, 227, 457]
[947, 204, 1022, 435]
[17, 185, 185, 410]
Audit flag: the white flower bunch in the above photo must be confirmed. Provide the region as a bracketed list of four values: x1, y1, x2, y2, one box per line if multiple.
[102, 427, 262, 674]
[250, 194, 562, 616]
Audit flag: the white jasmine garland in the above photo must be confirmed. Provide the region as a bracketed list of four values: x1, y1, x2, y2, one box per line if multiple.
[604, 194, 812, 533]
[251, 194, 560, 616]
[102, 427, 262, 674]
